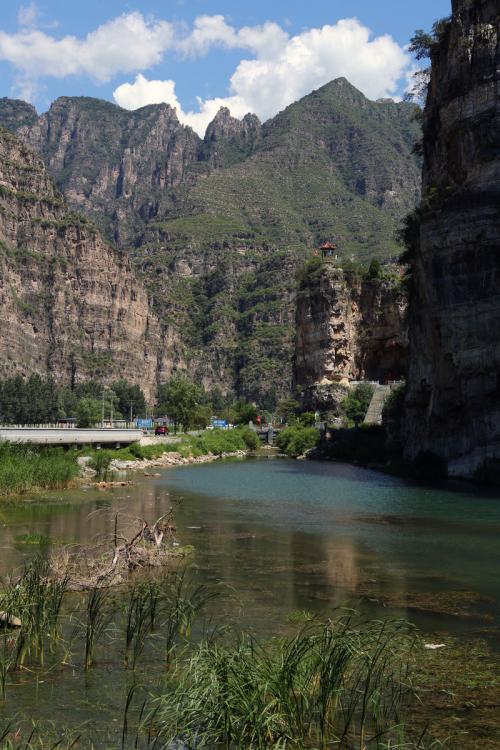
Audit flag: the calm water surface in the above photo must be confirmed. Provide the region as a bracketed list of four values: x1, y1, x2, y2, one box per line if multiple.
[1, 456, 499, 744]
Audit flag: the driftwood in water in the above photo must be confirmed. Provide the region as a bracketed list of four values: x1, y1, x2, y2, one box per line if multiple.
[50, 512, 180, 590]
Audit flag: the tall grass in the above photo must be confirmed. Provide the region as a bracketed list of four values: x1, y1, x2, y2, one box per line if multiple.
[123, 570, 218, 670]
[161, 569, 219, 664]
[0, 557, 68, 669]
[0, 443, 78, 496]
[156, 616, 419, 749]
[84, 587, 110, 670]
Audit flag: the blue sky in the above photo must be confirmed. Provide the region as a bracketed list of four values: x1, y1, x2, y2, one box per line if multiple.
[0, 1, 451, 135]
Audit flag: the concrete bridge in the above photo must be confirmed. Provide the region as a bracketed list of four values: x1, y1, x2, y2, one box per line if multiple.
[0, 427, 143, 447]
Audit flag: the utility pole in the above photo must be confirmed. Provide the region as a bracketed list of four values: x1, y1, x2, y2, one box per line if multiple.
[101, 388, 105, 428]
[128, 400, 134, 427]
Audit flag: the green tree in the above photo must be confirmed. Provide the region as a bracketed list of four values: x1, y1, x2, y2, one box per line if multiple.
[207, 385, 226, 414]
[275, 398, 300, 425]
[192, 403, 212, 430]
[75, 398, 102, 428]
[341, 383, 375, 427]
[111, 380, 147, 421]
[367, 259, 382, 280]
[232, 400, 258, 426]
[156, 376, 203, 434]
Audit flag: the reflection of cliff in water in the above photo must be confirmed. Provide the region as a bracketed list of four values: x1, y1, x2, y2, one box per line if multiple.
[1, 460, 499, 637]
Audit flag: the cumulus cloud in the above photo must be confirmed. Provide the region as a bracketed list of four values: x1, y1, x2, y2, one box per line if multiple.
[114, 17, 410, 135]
[0, 10, 412, 135]
[0, 12, 174, 82]
[113, 74, 248, 135]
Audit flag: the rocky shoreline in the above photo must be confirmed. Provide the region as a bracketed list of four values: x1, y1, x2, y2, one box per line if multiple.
[110, 449, 248, 475]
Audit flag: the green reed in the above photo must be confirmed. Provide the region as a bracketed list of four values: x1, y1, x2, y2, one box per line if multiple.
[156, 616, 423, 750]
[0, 443, 78, 496]
[0, 557, 68, 669]
[0, 630, 15, 701]
[84, 586, 110, 670]
[160, 568, 219, 664]
[124, 583, 157, 670]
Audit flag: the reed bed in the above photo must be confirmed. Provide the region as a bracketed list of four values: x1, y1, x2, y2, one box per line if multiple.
[0, 443, 78, 496]
[156, 616, 424, 750]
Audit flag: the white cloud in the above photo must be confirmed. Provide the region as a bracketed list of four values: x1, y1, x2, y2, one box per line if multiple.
[0, 11, 412, 135]
[113, 74, 248, 136]
[0, 12, 174, 83]
[17, 3, 39, 28]
[114, 17, 410, 136]
[178, 15, 288, 60]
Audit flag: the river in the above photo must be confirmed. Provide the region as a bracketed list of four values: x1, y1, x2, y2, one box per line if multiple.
[1, 455, 499, 745]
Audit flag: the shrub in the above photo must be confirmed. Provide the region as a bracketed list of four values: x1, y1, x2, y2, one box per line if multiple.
[236, 426, 260, 450]
[341, 383, 375, 426]
[367, 258, 382, 279]
[277, 425, 320, 457]
[89, 450, 113, 480]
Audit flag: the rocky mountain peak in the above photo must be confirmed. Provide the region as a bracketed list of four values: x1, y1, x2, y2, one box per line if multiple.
[203, 107, 261, 168]
[205, 107, 261, 143]
[0, 98, 38, 131]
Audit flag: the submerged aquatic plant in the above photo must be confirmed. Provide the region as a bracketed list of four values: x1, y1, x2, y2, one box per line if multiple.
[156, 616, 419, 750]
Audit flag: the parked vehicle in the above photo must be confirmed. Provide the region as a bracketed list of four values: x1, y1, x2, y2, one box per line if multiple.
[155, 425, 169, 436]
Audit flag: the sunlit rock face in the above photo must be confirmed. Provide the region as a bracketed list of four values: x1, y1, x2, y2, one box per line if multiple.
[294, 262, 407, 415]
[403, 0, 500, 476]
[0, 127, 170, 398]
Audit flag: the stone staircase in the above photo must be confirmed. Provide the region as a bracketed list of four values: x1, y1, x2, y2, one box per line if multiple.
[363, 384, 391, 426]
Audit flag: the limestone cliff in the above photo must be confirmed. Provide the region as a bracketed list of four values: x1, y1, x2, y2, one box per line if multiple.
[0, 127, 169, 398]
[295, 262, 407, 412]
[403, 0, 500, 476]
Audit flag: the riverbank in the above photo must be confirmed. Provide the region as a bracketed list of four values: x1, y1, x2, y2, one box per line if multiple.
[0, 427, 260, 497]
[110, 448, 248, 474]
[0, 443, 79, 497]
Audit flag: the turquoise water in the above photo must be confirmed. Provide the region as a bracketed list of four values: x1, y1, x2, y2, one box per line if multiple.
[0, 456, 499, 744]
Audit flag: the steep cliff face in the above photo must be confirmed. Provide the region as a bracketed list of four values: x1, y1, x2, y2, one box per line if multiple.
[0, 80, 421, 403]
[403, 0, 500, 476]
[19, 97, 201, 245]
[0, 127, 169, 398]
[295, 262, 407, 410]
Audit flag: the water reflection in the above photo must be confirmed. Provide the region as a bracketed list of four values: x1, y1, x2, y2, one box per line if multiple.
[1, 458, 500, 744]
[1, 458, 499, 632]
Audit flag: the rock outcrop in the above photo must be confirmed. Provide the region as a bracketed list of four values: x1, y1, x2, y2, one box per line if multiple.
[295, 262, 407, 412]
[0, 127, 167, 397]
[403, 0, 500, 477]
